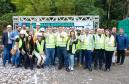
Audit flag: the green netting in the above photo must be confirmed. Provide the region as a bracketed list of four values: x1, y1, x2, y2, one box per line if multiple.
[118, 18, 129, 34]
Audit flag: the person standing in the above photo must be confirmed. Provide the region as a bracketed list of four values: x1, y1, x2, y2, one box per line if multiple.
[44, 28, 56, 66]
[84, 29, 94, 71]
[94, 29, 105, 70]
[56, 27, 68, 70]
[116, 28, 128, 65]
[67, 30, 77, 71]
[2, 25, 13, 66]
[112, 27, 117, 64]
[104, 29, 115, 71]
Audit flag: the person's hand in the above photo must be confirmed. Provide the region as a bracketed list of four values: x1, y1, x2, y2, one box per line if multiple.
[125, 49, 127, 51]
[29, 55, 32, 58]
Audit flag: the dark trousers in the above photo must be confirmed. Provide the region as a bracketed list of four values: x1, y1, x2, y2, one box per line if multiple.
[85, 50, 92, 68]
[117, 50, 125, 64]
[24, 54, 33, 69]
[57, 47, 68, 68]
[80, 50, 85, 65]
[105, 51, 113, 69]
[94, 49, 105, 68]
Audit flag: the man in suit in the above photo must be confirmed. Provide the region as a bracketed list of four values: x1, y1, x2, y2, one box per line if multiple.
[2, 25, 13, 66]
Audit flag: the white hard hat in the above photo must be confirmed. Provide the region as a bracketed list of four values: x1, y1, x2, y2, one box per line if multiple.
[40, 28, 45, 32]
[15, 35, 19, 39]
[36, 22, 40, 26]
[7, 25, 12, 28]
[20, 30, 25, 34]
[37, 33, 42, 37]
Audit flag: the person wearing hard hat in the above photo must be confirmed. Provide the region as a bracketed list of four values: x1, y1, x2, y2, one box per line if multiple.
[56, 27, 69, 70]
[44, 27, 56, 66]
[104, 29, 115, 71]
[2, 25, 13, 66]
[18, 30, 26, 68]
[33, 22, 41, 42]
[94, 28, 105, 70]
[34, 33, 46, 69]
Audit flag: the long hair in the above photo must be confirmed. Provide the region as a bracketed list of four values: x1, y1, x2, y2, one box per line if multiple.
[105, 29, 112, 38]
[68, 30, 76, 40]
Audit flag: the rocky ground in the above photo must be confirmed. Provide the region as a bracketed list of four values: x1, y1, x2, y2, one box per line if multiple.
[0, 57, 129, 84]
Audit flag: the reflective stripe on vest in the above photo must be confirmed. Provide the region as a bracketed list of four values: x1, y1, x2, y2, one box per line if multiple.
[46, 34, 56, 48]
[56, 35, 67, 47]
[36, 40, 44, 53]
[67, 39, 76, 54]
[85, 35, 94, 50]
[105, 35, 115, 51]
[94, 34, 105, 49]
[19, 39, 22, 48]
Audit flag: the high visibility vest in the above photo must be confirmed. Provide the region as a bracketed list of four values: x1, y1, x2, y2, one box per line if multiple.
[33, 29, 40, 42]
[56, 33, 68, 47]
[19, 38, 22, 48]
[46, 33, 56, 48]
[67, 39, 76, 54]
[105, 35, 115, 51]
[80, 35, 87, 50]
[76, 39, 82, 50]
[36, 40, 44, 54]
[94, 34, 105, 49]
[85, 34, 94, 50]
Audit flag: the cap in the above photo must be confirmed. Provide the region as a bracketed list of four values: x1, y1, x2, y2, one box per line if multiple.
[20, 30, 25, 34]
[40, 28, 45, 32]
[36, 22, 40, 26]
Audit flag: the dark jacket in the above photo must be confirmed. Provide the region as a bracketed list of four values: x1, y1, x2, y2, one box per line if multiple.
[2, 32, 8, 46]
[116, 34, 128, 50]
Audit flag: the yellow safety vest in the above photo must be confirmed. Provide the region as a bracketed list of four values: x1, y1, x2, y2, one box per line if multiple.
[67, 39, 76, 54]
[105, 35, 115, 51]
[46, 33, 56, 48]
[56, 33, 68, 47]
[94, 34, 105, 49]
[81, 35, 87, 50]
[85, 34, 94, 50]
[36, 40, 44, 54]
[19, 38, 22, 48]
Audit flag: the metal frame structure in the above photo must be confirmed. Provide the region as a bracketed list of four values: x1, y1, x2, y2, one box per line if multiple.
[13, 16, 99, 30]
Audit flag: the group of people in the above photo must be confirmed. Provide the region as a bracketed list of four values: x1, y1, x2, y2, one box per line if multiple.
[2, 22, 129, 72]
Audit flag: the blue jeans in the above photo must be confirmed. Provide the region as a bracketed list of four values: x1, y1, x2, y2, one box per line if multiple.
[11, 50, 20, 65]
[57, 47, 68, 67]
[79, 50, 85, 65]
[3, 44, 12, 65]
[68, 54, 74, 68]
[85, 50, 92, 68]
[45, 48, 55, 66]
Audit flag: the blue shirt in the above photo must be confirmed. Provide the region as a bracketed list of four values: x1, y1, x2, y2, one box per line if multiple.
[116, 34, 128, 50]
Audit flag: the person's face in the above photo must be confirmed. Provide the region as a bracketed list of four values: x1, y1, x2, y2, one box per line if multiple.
[36, 25, 40, 29]
[71, 31, 75, 37]
[22, 25, 26, 29]
[112, 28, 116, 33]
[28, 36, 31, 41]
[17, 27, 21, 31]
[105, 30, 109, 36]
[7, 27, 12, 32]
[20, 34, 24, 38]
[119, 29, 124, 34]
[38, 37, 42, 41]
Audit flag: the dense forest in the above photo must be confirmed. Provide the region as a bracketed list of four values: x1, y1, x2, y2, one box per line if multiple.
[0, 0, 129, 32]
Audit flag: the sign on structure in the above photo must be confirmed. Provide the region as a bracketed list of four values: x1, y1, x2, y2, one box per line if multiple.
[13, 16, 99, 29]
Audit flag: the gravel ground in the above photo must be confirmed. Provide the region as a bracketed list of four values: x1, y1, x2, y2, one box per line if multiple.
[0, 57, 129, 84]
